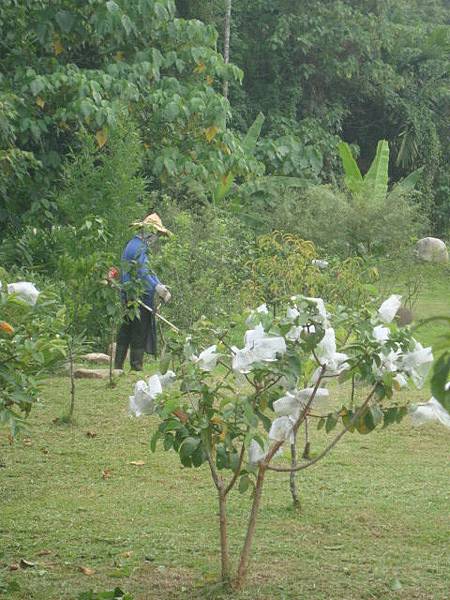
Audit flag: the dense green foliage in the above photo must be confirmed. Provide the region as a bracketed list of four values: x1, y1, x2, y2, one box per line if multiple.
[178, 0, 450, 234]
[0, 1, 448, 429]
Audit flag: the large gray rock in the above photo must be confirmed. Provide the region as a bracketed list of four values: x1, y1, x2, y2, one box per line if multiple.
[415, 237, 448, 263]
[82, 352, 111, 364]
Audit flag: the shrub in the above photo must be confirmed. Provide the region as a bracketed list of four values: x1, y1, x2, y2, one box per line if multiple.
[152, 202, 254, 329]
[0, 281, 65, 435]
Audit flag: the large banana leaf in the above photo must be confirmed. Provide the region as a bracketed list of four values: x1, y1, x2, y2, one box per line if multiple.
[393, 167, 423, 193]
[213, 172, 234, 203]
[363, 140, 389, 203]
[242, 112, 265, 156]
[337, 142, 363, 195]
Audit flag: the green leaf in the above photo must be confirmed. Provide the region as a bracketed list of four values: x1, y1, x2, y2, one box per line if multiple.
[55, 10, 76, 33]
[165, 102, 179, 121]
[121, 15, 133, 36]
[256, 409, 272, 433]
[179, 436, 200, 461]
[191, 445, 205, 467]
[163, 433, 174, 451]
[150, 430, 160, 453]
[213, 172, 234, 203]
[341, 409, 356, 432]
[382, 407, 398, 428]
[431, 352, 450, 411]
[325, 414, 338, 433]
[106, 1, 120, 13]
[362, 140, 389, 203]
[238, 474, 251, 494]
[393, 167, 423, 193]
[242, 112, 265, 156]
[338, 142, 363, 194]
[243, 403, 258, 428]
[159, 353, 171, 375]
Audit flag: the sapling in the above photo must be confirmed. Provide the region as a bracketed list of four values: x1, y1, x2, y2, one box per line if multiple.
[134, 294, 433, 589]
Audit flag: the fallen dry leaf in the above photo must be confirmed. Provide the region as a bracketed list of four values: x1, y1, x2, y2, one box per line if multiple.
[129, 460, 145, 467]
[20, 559, 35, 568]
[9, 564, 19, 571]
[86, 431, 97, 438]
[79, 566, 95, 576]
[102, 468, 112, 480]
[37, 549, 52, 556]
[173, 408, 188, 423]
[122, 551, 133, 558]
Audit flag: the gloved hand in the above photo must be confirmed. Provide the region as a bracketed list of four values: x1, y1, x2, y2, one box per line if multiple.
[155, 283, 171, 303]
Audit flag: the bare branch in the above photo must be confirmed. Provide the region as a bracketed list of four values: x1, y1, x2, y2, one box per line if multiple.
[224, 442, 246, 495]
[267, 384, 378, 473]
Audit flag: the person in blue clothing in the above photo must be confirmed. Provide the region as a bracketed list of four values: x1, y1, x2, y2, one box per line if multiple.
[114, 213, 172, 371]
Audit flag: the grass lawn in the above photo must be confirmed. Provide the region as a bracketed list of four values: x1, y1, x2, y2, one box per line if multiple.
[1, 264, 449, 600]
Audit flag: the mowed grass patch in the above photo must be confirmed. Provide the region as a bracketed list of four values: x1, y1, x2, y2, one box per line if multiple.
[1, 372, 449, 600]
[1, 263, 449, 599]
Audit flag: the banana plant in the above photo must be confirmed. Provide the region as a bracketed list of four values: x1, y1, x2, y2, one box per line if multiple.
[338, 139, 422, 202]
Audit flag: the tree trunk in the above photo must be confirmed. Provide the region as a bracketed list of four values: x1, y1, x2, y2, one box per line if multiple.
[235, 464, 266, 588]
[109, 323, 115, 388]
[289, 430, 300, 510]
[223, 0, 232, 99]
[302, 417, 311, 460]
[68, 344, 75, 421]
[218, 489, 230, 583]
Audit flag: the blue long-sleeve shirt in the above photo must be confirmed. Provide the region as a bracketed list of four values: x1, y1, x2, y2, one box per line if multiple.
[120, 235, 160, 305]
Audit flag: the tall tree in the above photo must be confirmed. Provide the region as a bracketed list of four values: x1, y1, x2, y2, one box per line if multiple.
[223, 0, 232, 99]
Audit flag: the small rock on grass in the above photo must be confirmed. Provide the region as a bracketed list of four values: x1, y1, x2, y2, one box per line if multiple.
[74, 368, 123, 379]
[81, 352, 111, 364]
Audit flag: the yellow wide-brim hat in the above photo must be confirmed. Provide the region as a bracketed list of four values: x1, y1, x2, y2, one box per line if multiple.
[131, 213, 172, 236]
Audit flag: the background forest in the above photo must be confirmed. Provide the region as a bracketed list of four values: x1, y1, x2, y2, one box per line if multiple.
[1, 3, 450, 599]
[0, 0, 449, 342]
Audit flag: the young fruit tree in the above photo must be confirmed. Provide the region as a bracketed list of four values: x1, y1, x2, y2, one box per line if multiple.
[0, 280, 65, 436]
[130, 293, 434, 589]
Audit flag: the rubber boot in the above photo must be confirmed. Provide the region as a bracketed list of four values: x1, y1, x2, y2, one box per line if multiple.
[114, 344, 128, 370]
[130, 347, 145, 371]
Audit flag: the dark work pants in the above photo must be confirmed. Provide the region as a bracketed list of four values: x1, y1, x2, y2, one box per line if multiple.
[116, 303, 157, 367]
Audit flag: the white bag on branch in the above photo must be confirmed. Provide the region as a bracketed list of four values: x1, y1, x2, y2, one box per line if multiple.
[372, 324, 390, 343]
[157, 370, 176, 388]
[297, 387, 329, 406]
[304, 296, 328, 325]
[401, 341, 433, 388]
[269, 416, 294, 442]
[286, 325, 302, 342]
[316, 328, 337, 362]
[245, 303, 268, 325]
[410, 391, 450, 429]
[286, 306, 300, 321]
[248, 439, 267, 465]
[378, 294, 402, 323]
[273, 392, 300, 418]
[7, 281, 40, 305]
[232, 326, 286, 373]
[248, 438, 283, 464]
[273, 388, 329, 418]
[129, 374, 163, 417]
[192, 345, 219, 372]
